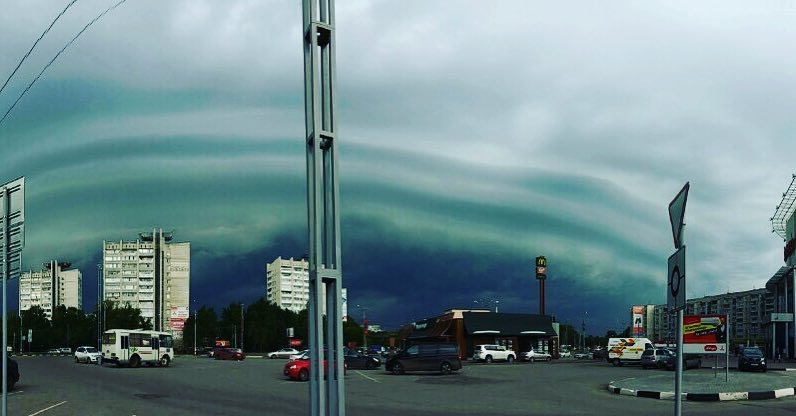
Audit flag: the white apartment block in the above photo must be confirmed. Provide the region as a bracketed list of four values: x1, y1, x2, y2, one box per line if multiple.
[103, 229, 190, 338]
[266, 256, 347, 317]
[19, 261, 82, 320]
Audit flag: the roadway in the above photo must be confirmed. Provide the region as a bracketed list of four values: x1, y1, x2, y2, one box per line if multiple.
[6, 355, 796, 415]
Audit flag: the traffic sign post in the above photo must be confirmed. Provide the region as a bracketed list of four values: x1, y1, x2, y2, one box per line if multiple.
[1, 177, 25, 416]
[667, 182, 689, 416]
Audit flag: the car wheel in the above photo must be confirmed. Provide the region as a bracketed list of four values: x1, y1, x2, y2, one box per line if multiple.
[440, 361, 452, 375]
[299, 369, 309, 382]
[129, 355, 141, 368]
[530, 357, 535, 363]
[74, 356, 79, 363]
[7, 380, 14, 392]
[507, 355, 514, 364]
[270, 354, 276, 359]
[485, 355, 493, 364]
[392, 363, 404, 375]
[160, 355, 171, 367]
[365, 360, 372, 370]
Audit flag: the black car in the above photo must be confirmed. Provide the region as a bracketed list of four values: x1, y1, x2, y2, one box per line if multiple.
[344, 350, 381, 370]
[4, 357, 19, 391]
[385, 343, 461, 375]
[738, 347, 766, 372]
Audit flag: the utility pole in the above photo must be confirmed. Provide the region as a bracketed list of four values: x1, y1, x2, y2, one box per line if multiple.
[356, 305, 368, 350]
[97, 264, 102, 350]
[193, 302, 197, 356]
[240, 303, 244, 352]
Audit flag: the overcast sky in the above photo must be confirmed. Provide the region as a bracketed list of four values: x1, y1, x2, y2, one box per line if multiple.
[1, 0, 794, 334]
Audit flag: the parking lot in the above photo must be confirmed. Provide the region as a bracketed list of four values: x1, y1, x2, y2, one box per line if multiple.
[7, 355, 796, 415]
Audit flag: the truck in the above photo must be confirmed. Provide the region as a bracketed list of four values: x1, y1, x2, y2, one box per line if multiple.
[607, 337, 654, 366]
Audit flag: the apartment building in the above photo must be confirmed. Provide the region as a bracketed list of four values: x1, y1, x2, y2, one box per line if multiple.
[265, 256, 347, 317]
[19, 261, 82, 320]
[648, 288, 773, 345]
[103, 229, 190, 338]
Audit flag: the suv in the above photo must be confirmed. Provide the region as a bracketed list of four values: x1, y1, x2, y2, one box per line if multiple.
[738, 347, 766, 372]
[386, 343, 462, 375]
[473, 344, 516, 363]
[58, 347, 72, 355]
[640, 348, 672, 369]
[74, 346, 101, 364]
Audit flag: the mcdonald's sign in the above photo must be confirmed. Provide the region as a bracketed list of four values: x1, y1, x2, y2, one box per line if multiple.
[535, 256, 547, 280]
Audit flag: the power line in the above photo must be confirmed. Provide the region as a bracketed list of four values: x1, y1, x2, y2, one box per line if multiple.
[0, 0, 129, 127]
[0, 0, 79, 97]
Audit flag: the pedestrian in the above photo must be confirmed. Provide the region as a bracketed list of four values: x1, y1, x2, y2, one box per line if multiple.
[777, 348, 782, 363]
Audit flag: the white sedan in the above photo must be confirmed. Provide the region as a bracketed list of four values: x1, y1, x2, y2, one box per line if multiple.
[268, 348, 300, 359]
[522, 349, 552, 362]
[289, 350, 308, 360]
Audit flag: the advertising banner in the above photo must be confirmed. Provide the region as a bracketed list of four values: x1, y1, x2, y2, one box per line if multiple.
[171, 306, 189, 319]
[631, 306, 644, 336]
[683, 315, 727, 354]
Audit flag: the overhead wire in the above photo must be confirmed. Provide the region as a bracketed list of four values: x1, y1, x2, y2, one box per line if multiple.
[0, 0, 79, 97]
[0, 0, 129, 127]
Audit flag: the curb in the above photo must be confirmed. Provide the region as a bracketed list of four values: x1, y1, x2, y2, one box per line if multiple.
[607, 382, 796, 401]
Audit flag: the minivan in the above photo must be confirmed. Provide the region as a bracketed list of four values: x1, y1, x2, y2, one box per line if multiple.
[640, 348, 672, 369]
[385, 343, 462, 375]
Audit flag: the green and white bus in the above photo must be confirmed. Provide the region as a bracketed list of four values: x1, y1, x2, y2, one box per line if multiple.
[101, 329, 174, 368]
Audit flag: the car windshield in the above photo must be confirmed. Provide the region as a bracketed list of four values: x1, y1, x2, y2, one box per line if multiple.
[744, 349, 763, 357]
[86, 348, 98, 353]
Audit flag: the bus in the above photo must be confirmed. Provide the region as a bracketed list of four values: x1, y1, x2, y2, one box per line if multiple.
[101, 329, 174, 368]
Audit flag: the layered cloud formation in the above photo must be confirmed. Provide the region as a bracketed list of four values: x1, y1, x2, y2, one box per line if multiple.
[1, 0, 793, 332]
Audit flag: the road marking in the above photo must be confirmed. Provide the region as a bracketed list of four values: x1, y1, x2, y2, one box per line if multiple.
[27, 401, 67, 416]
[8, 390, 23, 396]
[355, 370, 381, 383]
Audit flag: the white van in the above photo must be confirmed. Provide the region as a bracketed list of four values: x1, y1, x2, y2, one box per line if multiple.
[607, 338, 654, 366]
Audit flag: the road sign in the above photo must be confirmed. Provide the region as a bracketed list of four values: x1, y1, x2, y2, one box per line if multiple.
[0, 177, 25, 281]
[668, 182, 689, 249]
[668, 246, 686, 311]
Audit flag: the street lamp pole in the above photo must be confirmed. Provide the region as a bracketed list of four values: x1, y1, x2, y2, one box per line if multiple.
[193, 301, 197, 356]
[97, 264, 102, 350]
[240, 303, 244, 352]
[356, 304, 368, 350]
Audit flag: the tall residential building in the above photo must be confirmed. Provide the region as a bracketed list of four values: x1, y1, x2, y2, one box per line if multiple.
[19, 261, 82, 320]
[103, 229, 190, 338]
[648, 288, 773, 345]
[265, 256, 347, 317]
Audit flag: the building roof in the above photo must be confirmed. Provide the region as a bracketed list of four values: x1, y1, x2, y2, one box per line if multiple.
[406, 316, 453, 339]
[766, 266, 793, 290]
[462, 312, 556, 337]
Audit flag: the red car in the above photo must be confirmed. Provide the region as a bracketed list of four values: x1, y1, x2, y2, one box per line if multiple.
[283, 352, 346, 381]
[214, 348, 246, 361]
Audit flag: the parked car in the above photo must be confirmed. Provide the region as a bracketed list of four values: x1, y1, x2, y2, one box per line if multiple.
[386, 343, 462, 375]
[574, 350, 593, 359]
[46, 348, 60, 356]
[283, 351, 346, 381]
[290, 350, 308, 360]
[665, 352, 702, 370]
[4, 357, 19, 391]
[215, 348, 246, 361]
[344, 350, 382, 370]
[74, 346, 102, 364]
[472, 344, 516, 363]
[559, 350, 572, 358]
[521, 349, 551, 362]
[738, 347, 766, 372]
[269, 348, 300, 359]
[58, 347, 72, 355]
[641, 348, 672, 369]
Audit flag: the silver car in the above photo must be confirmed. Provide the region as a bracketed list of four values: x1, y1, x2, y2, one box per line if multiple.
[74, 346, 101, 364]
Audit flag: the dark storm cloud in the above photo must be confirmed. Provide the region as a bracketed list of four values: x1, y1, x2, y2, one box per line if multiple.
[2, 0, 794, 333]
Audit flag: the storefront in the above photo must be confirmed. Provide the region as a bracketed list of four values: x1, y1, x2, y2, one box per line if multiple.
[765, 266, 795, 359]
[399, 309, 558, 359]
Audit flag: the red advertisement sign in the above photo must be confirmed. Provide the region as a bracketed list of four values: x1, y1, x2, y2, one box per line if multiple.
[683, 315, 727, 354]
[289, 338, 303, 347]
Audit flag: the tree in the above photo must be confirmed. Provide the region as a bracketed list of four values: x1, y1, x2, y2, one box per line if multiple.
[103, 301, 151, 330]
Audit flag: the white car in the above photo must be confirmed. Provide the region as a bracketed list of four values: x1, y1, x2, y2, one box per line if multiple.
[574, 351, 593, 360]
[559, 350, 572, 358]
[289, 350, 308, 360]
[472, 344, 516, 363]
[74, 346, 101, 364]
[268, 348, 300, 359]
[522, 349, 551, 362]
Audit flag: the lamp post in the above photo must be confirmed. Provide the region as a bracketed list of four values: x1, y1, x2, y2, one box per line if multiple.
[240, 303, 244, 352]
[356, 304, 368, 350]
[193, 300, 197, 356]
[97, 264, 102, 351]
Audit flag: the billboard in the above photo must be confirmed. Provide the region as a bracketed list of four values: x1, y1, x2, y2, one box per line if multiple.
[631, 306, 644, 336]
[683, 315, 727, 354]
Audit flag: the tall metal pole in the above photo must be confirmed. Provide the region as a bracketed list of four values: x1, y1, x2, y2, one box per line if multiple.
[240, 303, 244, 352]
[194, 303, 197, 356]
[675, 309, 683, 416]
[97, 264, 102, 351]
[303, 0, 345, 414]
[2, 186, 9, 416]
